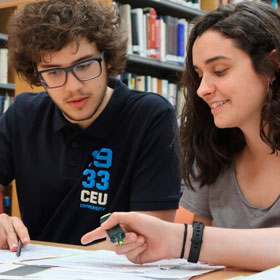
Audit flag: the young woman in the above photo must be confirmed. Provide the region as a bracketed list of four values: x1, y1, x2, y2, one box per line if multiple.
[179, 0, 280, 230]
[82, 2, 280, 271]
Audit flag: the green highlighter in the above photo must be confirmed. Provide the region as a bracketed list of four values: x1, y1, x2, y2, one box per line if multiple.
[100, 213, 126, 245]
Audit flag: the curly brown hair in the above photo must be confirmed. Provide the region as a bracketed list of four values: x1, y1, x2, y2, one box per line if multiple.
[7, 0, 128, 86]
[180, 2, 280, 189]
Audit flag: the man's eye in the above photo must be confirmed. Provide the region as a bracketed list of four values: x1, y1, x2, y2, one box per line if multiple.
[76, 62, 92, 71]
[47, 70, 62, 76]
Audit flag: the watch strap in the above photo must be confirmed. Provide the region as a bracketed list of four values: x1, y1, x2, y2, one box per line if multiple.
[188, 221, 205, 263]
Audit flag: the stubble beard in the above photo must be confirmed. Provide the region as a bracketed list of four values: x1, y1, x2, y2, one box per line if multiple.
[62, 87, 107, 123]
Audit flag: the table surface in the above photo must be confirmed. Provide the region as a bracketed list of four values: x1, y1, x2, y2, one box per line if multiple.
[31, 240, 257, 279]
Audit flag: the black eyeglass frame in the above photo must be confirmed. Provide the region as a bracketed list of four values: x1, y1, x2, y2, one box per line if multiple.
[36, 51, 104, 89]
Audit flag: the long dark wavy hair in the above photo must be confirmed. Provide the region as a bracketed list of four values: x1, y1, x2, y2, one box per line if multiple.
[7, 0, 128, 86]
[180, 2, 280, 189]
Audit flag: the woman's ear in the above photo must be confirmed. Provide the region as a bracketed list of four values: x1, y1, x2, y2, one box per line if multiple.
[269, 49, 280, 69]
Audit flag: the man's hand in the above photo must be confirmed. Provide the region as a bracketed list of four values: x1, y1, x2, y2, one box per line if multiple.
[0, 213, 30, 251]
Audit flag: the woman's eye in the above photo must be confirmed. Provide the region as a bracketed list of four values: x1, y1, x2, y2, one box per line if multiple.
[214, 68, 228, 75]
[194, 71, 202, 79]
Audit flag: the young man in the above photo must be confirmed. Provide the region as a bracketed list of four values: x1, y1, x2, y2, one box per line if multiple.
[0, 0, 181, 250]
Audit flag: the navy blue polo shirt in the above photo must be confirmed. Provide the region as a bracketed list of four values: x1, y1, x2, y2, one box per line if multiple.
[0, 78, 181, 245]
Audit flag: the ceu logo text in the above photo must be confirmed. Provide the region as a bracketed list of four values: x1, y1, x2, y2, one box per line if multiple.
[80, 148, 112, 212]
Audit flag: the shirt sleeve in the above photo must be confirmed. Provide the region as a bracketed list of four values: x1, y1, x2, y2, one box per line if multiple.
[180, 179, 212, 221]
[0, 104, 15, 186]
[129, 99, 181, 211]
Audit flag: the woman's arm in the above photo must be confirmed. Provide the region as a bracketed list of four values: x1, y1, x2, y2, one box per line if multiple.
[81, 212, 280, 271]
[188, 226, 280, 271]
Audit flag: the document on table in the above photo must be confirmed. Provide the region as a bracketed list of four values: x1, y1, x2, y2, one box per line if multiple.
[243, 265, 280, 280]
[227, 266, 280, 280]
[0, 244, 85, 262]
[0, 244, 224, 279]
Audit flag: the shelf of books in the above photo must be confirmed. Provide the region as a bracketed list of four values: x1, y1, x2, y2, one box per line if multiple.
[118, 0, 204, 19]
[117, 72, 185, 119]
[0, 33, 15, 115]
[0, 82, 15, 90]
[115, 0, 200, 117]
[127, 53, 184, 73]
[0, 31, 13, 214]
[118, 0, 200, 71]
[0, 33, 8, 41]
[0, 32, 15, 113]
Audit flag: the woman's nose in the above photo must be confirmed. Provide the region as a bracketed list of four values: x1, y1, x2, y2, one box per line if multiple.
[197, 76, 215, 99]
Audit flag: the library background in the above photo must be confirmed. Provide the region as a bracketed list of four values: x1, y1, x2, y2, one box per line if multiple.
[0, 0, 278, 216]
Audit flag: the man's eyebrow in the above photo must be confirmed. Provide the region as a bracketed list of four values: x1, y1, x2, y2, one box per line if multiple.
[38, 54, 96, 69]
[193, 56, 230, 70]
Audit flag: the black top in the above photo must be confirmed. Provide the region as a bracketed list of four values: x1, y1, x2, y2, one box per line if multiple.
[0, 78, 181, 245]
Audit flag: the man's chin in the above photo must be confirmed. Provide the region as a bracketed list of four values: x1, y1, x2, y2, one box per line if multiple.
[63, 111, 97, 123]
[60, 89, 107, 125]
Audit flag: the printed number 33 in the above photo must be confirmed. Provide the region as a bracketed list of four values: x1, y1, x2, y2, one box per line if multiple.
[82, 148, 112, 191]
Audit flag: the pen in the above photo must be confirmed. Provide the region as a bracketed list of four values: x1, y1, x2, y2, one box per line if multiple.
[16, 239, 22, 257]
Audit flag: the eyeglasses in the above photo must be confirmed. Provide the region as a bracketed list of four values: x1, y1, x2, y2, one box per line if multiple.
[36, 51, 104, 89]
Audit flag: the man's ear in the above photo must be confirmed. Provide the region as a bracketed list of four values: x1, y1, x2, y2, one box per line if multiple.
[106, 62, 112, 69]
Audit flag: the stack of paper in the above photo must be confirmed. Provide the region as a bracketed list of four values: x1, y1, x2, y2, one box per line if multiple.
[0, 244, 224, 279]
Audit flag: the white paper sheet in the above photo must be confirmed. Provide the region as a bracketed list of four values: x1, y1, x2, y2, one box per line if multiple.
[0, 244, 87, 262]
[30, 266, 148, 280]
[244, 265, 280, 280]
[1, 244, 224, 279]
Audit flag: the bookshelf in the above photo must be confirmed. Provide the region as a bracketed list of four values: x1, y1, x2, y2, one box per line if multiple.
[0, 30, 13, 214]
[118, 0, 204, 19]
[0, 82, 15, 91]
[117, 0, 205, 80]
[127, 53, 184, 77]
[0, 32, 8, 41]
[114, 0, 204, 115]
[0, 33, 15, 92]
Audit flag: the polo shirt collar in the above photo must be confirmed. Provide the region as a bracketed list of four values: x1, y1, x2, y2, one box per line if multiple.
[53, 106, 69, 132]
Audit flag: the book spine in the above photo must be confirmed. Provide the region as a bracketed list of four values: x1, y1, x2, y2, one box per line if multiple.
[163, 16, 173, 57]
[131, 11, 140, 54]
[160, 20, 166, 61]
[146, 8, 157, 59]
[120, 4, 132, 54]
[0, 48, 8, 84]
[131, 8, 146, 56]
[177, 21, 185, 58]
[3, 94, 10, 113]
[155, 16, 161, 60]
[0, 95, 3, 116]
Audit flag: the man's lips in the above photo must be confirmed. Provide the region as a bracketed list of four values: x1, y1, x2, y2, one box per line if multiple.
[67, 97, 89, 109]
